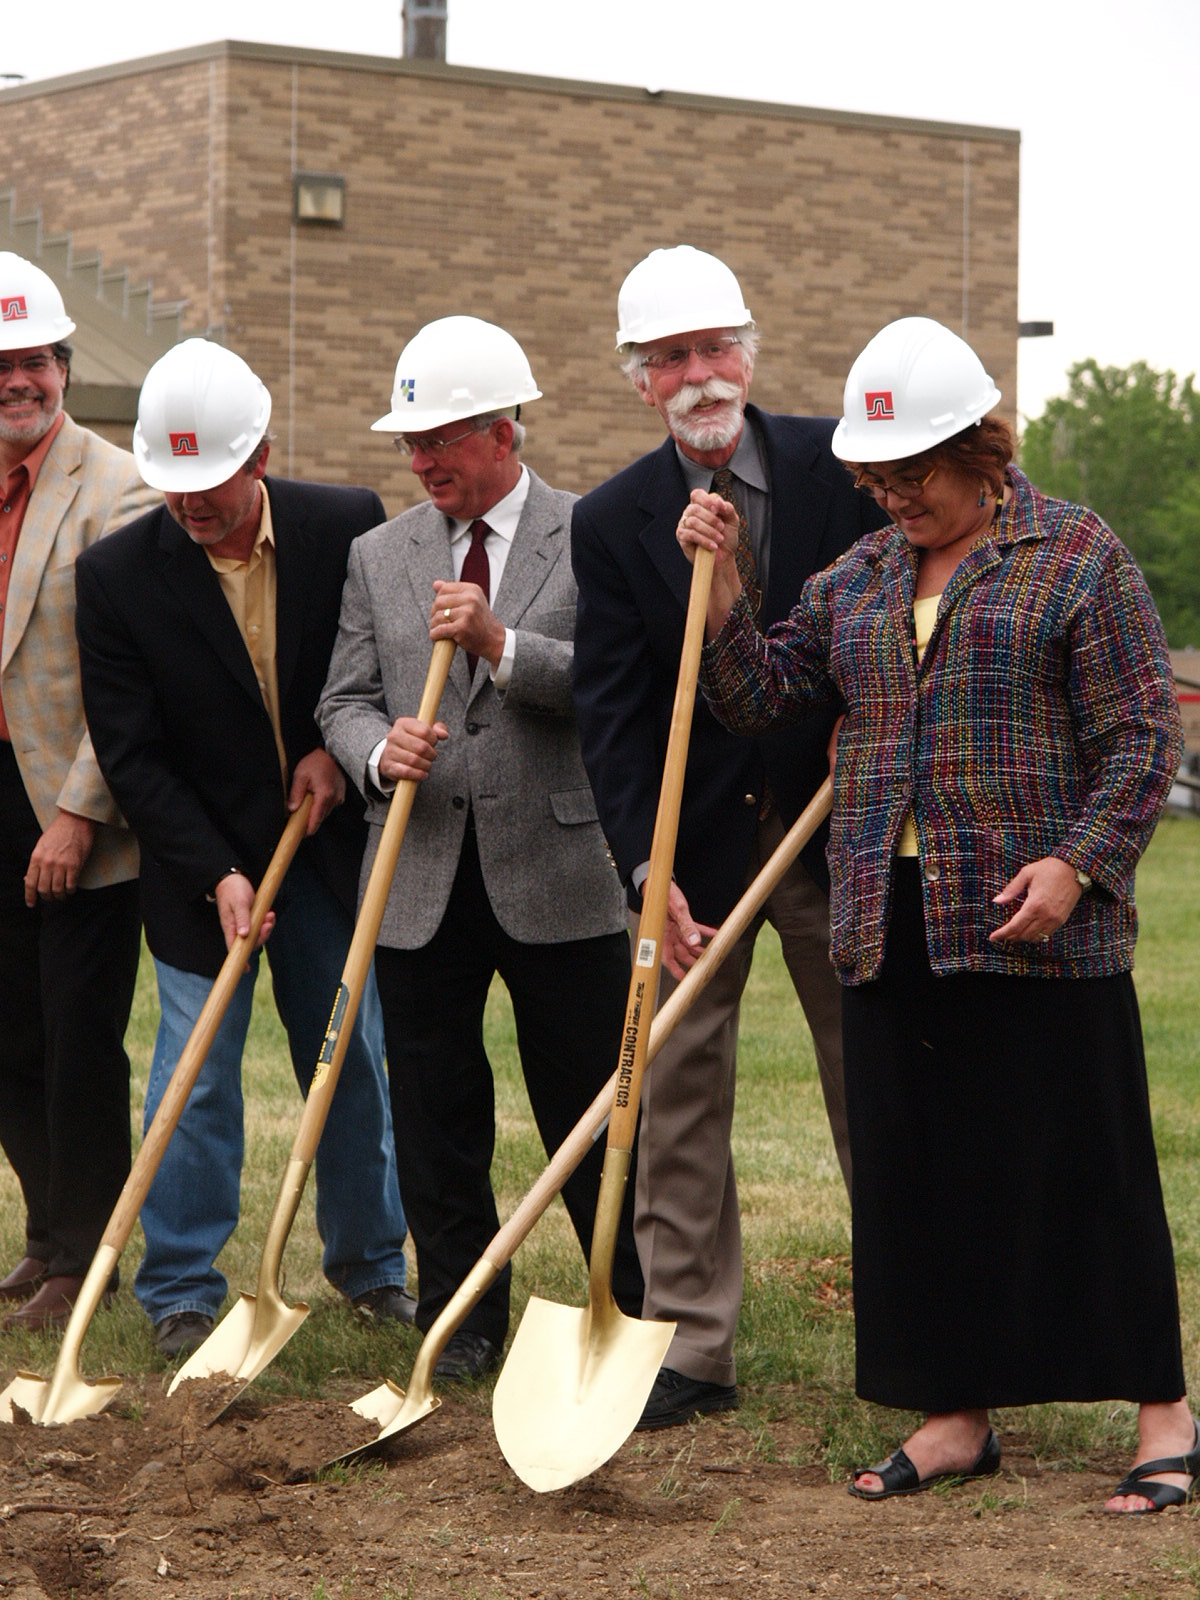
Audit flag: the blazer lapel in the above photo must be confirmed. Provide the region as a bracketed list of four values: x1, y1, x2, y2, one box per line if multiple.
[400, 502, 464, 694]
[492, 471, 564, 625]
[2, 427, 80, 674]
[267, 480, 304, 700]
[637, 441, 694, 613]
[156, 512, 265, 706]
[757, 409, 830, 628]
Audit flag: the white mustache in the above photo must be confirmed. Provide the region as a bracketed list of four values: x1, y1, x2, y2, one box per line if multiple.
[665, 377, 744, 421]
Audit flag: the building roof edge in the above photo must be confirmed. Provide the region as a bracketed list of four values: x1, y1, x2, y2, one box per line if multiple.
[0, 38, 1021, 144]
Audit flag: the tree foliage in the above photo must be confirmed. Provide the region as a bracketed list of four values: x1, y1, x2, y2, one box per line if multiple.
[1019, 359, 1200, 645]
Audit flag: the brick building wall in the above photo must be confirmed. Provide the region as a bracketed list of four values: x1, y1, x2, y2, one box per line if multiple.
[0, 43, 1019, 516]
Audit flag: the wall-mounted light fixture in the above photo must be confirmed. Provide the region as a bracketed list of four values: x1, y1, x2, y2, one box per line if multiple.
[293, 173, 346, 227]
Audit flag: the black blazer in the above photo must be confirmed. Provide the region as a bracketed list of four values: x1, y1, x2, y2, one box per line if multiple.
[75, 476, 385, 977]
[571, 408, 886, 926]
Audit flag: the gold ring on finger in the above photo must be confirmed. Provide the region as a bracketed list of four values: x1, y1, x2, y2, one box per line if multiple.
[444, 607, 452, 619]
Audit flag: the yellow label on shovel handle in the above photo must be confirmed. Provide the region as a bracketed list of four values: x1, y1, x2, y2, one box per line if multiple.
[312, 982, 350, 1090]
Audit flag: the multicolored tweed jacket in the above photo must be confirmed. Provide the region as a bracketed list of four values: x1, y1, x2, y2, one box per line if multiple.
[701, 467, 1182, 984]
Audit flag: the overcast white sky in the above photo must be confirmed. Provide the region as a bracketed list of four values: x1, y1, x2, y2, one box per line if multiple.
[4, 0, 1195, 422]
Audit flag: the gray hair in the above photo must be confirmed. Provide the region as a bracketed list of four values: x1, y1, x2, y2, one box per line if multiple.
[242, 430, 276, 473]
[475, 407, 526, 452]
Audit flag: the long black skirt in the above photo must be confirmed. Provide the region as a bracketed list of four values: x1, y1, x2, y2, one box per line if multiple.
[842, 860, 1185, 1413]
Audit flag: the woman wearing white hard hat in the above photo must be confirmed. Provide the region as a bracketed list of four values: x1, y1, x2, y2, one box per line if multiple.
[677, 317, 1194, 1513]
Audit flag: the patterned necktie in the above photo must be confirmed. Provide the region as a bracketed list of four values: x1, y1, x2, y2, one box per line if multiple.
[712, 467, 772, 819]
[711, 467, 761, 623]
[460, 518, 491, 678]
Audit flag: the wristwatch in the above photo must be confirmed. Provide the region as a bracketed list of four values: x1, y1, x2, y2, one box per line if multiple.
[1074, 868, 1093, 892]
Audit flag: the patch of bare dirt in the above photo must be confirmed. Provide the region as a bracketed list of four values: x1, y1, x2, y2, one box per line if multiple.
[0, 1381, 1195, 1599]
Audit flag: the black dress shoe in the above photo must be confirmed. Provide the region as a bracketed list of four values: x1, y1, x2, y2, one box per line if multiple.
[0, 1255, 48, 1302]
[352, 1285, 418, 1326]
[636, 1367, 738, 1430]
[154, 1311, 215, 1360]
[433, 1330, 501, 1381]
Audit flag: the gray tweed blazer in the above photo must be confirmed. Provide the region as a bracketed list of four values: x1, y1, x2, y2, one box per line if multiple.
[317, 470, 626, 949]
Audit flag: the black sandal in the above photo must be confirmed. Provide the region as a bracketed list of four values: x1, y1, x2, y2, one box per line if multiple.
[848, 1427, 1000, 1501]
[1108, 1417, 1200, 1513]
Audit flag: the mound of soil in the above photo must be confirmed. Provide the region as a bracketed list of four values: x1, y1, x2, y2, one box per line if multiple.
[0, 1380, 1194, 1599]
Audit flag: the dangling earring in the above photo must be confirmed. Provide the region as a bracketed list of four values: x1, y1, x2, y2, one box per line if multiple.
[977, 485, 987, 508]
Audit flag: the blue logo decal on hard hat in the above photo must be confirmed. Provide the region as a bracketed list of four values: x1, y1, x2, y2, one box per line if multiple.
[399, 378, 415, 402]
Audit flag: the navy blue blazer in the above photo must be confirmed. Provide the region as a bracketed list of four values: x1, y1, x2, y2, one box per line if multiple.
[571, 407, 885, 925]
[75, 476, 385, 977]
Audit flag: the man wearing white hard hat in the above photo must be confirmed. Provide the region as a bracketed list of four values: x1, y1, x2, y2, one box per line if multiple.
[571, 247, 886, 1426]
[318, 316, 642, 1381]
[0, 253, 156, 1332]
[75, 338, 411, 1359]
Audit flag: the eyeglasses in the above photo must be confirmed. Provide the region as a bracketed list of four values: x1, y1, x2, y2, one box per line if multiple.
[0, 353, 63, 380]
[393, 421, 488, 458]
[853, 463, 937, 502]
[638, 335, 743, 374]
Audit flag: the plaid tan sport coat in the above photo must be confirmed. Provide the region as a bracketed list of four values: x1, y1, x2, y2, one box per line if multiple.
[2, 414, 156, 887]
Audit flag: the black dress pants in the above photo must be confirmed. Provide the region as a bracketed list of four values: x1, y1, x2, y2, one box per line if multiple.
[0, 741, 141, 1278]
[374, 818, 643, 1348]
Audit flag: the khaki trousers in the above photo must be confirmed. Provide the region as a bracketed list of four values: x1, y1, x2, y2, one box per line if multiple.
[633, 809, 847, 1385]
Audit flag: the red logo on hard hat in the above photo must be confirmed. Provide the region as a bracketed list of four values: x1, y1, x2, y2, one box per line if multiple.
[865, 391, 894, 420]
[169, 432, 199, 457]
[0, 295, 28, 323]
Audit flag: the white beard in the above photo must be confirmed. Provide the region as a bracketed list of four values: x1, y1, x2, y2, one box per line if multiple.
[664, 377, 746, 453]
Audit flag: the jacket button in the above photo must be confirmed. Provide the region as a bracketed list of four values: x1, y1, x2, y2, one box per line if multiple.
[452, 796, 466, 810]
[743, 793, 756, 807]
[924, 864, 940, 881]
[466, 721, 479, 735]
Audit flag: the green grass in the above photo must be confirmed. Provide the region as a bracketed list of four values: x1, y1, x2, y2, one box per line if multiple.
[2, 812, 1198, 1483]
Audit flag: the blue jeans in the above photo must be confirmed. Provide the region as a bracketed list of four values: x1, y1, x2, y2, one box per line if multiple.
[134, 852, 408, 1324]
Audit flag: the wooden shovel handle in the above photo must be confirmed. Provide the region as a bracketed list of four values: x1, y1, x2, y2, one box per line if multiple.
[487, 777, 833, 1267]
[289, 638, 457, 1166]
[97, 794, 314, 1257]
[607, 545, 714, 1154]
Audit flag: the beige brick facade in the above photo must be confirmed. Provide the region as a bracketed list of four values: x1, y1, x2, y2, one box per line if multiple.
[0, 43, 1019, 516]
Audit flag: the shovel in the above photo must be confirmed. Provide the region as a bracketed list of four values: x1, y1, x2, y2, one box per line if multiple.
[168, 639, 457, 1418]
[491, 546, 714, 1492]
[0, 796, 314, 1426]
[333, 776, 834, 1465]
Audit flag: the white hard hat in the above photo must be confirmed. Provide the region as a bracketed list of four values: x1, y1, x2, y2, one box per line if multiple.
[373, 315, 541, 433]
[0, 252, 76, 348]
[832, 317, 1001, 462]
[134, 339, 272, 492]
[615, 245, 753, 350]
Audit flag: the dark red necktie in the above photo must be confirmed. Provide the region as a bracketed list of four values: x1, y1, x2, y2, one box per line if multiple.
[460, 518, 491, 678]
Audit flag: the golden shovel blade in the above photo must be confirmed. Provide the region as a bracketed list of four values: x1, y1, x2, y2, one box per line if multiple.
[167, 1286, 310, 1420]
[0, 1248, 125, 1425]
[492, 1287, 674, 1493]
[316, 1378, 441, 1472]
[0, 1369, 122, 1427]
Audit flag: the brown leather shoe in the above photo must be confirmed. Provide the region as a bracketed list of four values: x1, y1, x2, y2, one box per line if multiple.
[0, 1255, 48, 1302]
[2, 1274, 110, 1332]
